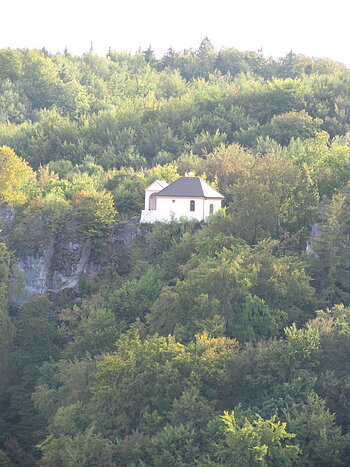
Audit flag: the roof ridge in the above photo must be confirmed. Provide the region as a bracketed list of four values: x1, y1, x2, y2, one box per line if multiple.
[198, 177, 224, 197]
[145, 180, 169, 190]
[153, 176, 224, 198]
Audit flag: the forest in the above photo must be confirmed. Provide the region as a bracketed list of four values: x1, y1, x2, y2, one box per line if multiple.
[1, 39, 350, 465]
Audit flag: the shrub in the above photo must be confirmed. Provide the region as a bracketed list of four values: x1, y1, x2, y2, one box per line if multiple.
[74, 189, 117, 247]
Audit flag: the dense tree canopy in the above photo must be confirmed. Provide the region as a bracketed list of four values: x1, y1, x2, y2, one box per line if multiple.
[1, 42, 350, 465]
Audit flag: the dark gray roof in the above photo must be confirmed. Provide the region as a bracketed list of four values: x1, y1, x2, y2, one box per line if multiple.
[154, 177, 224, 199]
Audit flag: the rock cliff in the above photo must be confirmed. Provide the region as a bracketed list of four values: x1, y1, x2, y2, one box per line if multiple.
[0, 205, 148, 306]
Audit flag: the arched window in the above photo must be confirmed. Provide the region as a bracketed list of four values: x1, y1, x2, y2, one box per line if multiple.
[190, 200, 195, 211]
[209, 204, 214, 215]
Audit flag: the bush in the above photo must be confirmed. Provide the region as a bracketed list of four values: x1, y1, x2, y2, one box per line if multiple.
[74, 189, 117, 247]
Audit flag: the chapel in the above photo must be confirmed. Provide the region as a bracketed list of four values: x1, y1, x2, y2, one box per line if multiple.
[140, 176, 224, 223]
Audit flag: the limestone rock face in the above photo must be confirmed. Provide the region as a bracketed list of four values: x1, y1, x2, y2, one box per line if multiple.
[0, 204, 16, 231]
[11, 235, 92, 306]
[0, 205, 147, 306]
[306, 223, 322, 254]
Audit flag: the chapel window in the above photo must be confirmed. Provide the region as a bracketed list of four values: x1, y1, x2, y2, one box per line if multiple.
[209, 204, 214, 215]
[190, 200, 195, 211]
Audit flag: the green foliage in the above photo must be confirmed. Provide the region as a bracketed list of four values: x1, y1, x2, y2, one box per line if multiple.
[0, 243, 13, 392]
[48, 159, 74, 178]
[205, 410, 300, 466]
[308, 305, 350, 427]
[14, 296, 59, 368]
[75, 189, 117, 247]
[227, 153, 319, 245]
[107, 267, 162, 323]
[39, 190, 72, 232]
[2, 43, 350, 465]
[60, 303, 119, 358]
[0, 45, 348, 175]
[33, 357, 97, 421]
[0, 450, 14, 466]
[0, 50, 22, 81]
[39, 427, 115, 467]
[251, 324, 322, 401]
[284, 392, 350, 466]
[168, 387, 216, 430]
[263, 110, 322, 145]
[3, 296, 60, 449]
[148, 239, 313, 341]
[311, 191, 350, 306]
[85, 331, 239, 438]
[145, 219, 198, 259]
[283, 131, 350, 198]
[22, 51, 62, 110]
[146, 424, 199, 466]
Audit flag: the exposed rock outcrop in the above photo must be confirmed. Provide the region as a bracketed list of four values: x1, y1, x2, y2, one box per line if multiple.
[306, 223, 322, 254]
[0, 206, 148, 306]
[0, 203, 16, 231]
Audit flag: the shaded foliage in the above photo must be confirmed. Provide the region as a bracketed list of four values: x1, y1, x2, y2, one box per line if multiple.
[1, 43, 350, 465]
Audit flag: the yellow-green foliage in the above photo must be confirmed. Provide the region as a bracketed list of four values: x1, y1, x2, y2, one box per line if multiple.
[214, 410, 300, 466]
[0, 145, 34, 205]
[75, 189, 117, 245]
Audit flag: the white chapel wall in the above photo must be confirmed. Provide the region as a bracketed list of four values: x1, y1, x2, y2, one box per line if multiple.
[155, 197, 205, 222]
[203, 198, 222, 218]
[140, 197, 222, 223]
